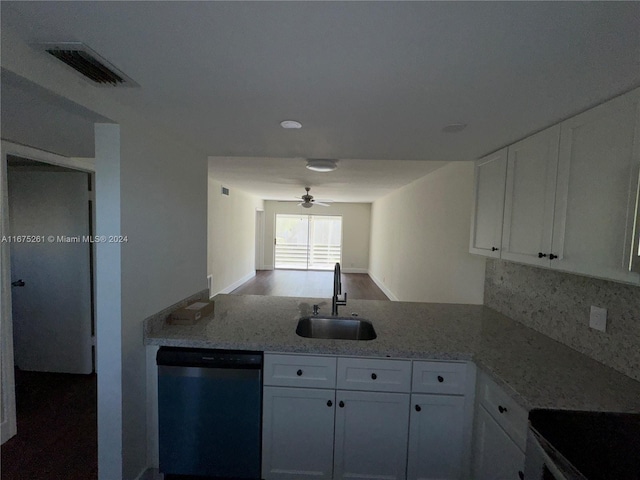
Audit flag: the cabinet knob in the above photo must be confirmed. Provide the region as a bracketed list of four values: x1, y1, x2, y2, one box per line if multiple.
[549, 254, 557, 260]
[518, 471, 524, 479]
[296, 369, 303, 376]
[538, 252, 547, 258]
[491, 247, 499, 251]
[327, 400, 333, 407]
[437, 375, 444, 383]
[371, 373, 377, 380]
[498, 405, 508, 414]
[339, 401, 345, 408]
[415, 405, 421, 412]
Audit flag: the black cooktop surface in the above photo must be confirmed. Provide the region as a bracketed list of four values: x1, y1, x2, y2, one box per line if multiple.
[529, 409, 640, 480]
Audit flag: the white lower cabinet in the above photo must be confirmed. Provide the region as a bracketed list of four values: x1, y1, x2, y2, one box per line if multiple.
[473, 405, 525, 480]
[407, 394, 466, 480]
[262, 386, 336, 479]
[333, 390, 410, 480]
[262, 354, 475, 480]
[472, 372, 528, 480]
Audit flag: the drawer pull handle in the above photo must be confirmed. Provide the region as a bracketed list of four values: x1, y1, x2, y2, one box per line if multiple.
[327, 400, 333, 407]
[296, 369, 303, 376]
[339, 401, 345, 408]
[491, 247, 499, 251]
[518, 471, 524, 480]
[549, 253, 557, 260]
[371, 373, 377, 380]
[415, 405, 421, 412]
[498, 405, 508, 414]
[437, 375, 444, 383]
[538, 252, 547, 258]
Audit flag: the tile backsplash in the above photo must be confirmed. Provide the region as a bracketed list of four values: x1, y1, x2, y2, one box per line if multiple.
[484, 259, 640, 383]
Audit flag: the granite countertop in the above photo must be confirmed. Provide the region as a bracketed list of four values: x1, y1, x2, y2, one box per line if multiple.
[144, 294, 640, 413]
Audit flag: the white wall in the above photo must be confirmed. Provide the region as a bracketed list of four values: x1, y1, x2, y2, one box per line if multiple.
[94, 124, 123, 479]
[119, 121, 207, 479]
[263, 201, 371, 273]
[2, 25, 208, 480]
[369, 162, 485, 304]
[207, 177, 264, 295]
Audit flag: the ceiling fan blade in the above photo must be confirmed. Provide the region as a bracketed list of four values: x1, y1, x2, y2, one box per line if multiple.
[314, 202, 330, 207]
[314, 199, 333, 203]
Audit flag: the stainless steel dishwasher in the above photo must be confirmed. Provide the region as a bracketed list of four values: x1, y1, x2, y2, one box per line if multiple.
[157, 347, 263, 479]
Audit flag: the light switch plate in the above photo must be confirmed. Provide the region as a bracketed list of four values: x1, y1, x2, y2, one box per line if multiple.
[589, 306, 607, 332]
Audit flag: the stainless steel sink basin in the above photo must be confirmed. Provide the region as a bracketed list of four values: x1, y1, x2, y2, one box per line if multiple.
[296, 316, 377, 341]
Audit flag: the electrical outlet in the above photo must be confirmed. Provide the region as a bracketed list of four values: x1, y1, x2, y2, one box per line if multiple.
[589, 306, 607, 332]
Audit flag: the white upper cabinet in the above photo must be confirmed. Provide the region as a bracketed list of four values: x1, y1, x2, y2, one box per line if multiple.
[500, 125, 561, 267]
[552, 89, 640, 284]
[470, 148, 508, 257]
[470, 87, 640, 285]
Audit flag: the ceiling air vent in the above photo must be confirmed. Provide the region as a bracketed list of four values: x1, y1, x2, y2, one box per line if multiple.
[37, 42, 138, 87]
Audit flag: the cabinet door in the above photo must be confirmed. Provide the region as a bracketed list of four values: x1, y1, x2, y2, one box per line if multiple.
[407, 394, 465, 480]
[501, 125, 561, 266]
[470, 148, 508, 257]
[262, 386, 335, 479]
[334, 390, 410, 480]
[473, 405, 525, 480]
[552, 89, 640, 284]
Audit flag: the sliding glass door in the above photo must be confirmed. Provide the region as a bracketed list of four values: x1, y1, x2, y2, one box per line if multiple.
[275, 214, 342, 270]
[274, 215, 309, 270]
[308, 215, 342, 269]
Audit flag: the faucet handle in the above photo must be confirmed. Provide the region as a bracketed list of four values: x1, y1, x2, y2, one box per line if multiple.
[313, 304, 320, 315]
[336, 292, 347, 305]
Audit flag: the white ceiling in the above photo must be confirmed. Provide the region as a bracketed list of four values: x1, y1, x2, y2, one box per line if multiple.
[1, 69, 110, 157]
[2, 2, 639, 201]
[208, 157, 448, 203]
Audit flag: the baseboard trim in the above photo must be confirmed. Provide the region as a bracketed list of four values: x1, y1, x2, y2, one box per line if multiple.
[368, 272, 399, 301]
[342, 267, 369, 274]
[261, 265, 275, 271]
[214, 271, 256, 296]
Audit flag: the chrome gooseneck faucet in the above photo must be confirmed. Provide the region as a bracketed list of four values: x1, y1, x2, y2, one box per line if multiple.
[332, 262, 347, 315]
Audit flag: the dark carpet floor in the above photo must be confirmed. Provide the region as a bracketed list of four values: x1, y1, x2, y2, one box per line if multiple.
[1, 369, 97, 480]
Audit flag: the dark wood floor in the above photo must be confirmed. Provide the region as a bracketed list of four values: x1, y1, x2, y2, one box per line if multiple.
[1, 370, 97, 480]
[231, 270, 389, 300]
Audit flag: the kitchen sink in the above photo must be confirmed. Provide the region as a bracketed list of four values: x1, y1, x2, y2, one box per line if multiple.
[295, 316, 377, 341]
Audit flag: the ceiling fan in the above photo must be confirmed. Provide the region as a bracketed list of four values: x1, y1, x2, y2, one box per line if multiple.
[295, 187, 333, 208]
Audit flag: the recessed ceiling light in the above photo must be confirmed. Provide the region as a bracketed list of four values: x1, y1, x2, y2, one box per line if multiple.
[280, 120, 302, 129]
[306, 159, 338, 172]
[442, 123, 468, 133]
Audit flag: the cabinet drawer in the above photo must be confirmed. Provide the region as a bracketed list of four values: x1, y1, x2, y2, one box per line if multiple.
[412, 361, 468, 395]
[476, 371, 528, 451]
[337, 357, 411, 392]
[264, 354, 336, 388]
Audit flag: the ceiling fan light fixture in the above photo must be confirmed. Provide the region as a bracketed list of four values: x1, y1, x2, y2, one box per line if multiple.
[301, 202, 313, 208]
[306, 159, 337, 172]
[280, 120, 302, 129]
